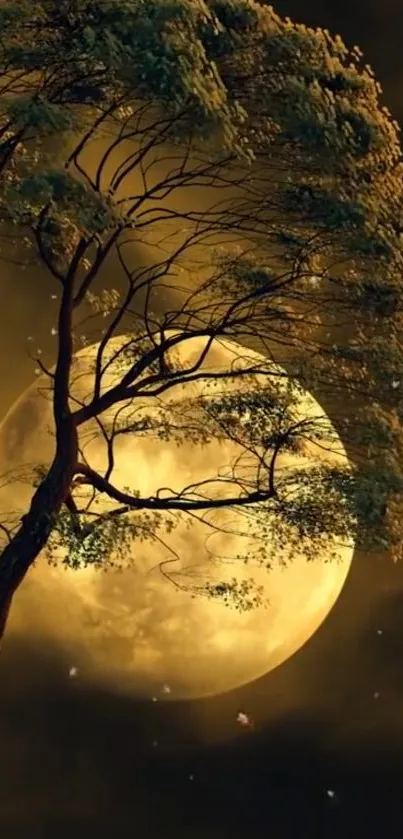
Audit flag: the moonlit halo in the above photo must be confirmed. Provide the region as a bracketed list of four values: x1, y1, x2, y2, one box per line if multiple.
[0, 334, 354, 699]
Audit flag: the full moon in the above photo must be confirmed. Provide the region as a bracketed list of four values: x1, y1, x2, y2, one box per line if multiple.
[0, 334, 354, 699]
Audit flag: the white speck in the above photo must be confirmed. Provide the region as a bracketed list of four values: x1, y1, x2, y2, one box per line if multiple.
[27, 336, 33, 341]
[152, 696, 158, 703]
[189, 775, 194, 781]
[69, 666, 79, 679]
[374, 691, 380, 700]
[51, 294, 57, 300]
[51, 328, 57, 336]
[326, 789, 335, 799]
[392, 380, 400, 389]
[237, 711, 254, 728]
[162, 683, 171, 694]
[37, 349, 42, 355]
[34, 368, 40, 375]
[152, 740, 158, 748]
[377, 629, 383, 635]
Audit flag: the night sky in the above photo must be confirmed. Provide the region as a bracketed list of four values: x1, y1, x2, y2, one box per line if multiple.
[2, 2, 403, 837]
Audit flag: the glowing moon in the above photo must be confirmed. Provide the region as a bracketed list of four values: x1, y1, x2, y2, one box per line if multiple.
[0, 335, 354, 698]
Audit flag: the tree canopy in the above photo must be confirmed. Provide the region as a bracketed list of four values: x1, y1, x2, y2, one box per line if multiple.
[0, 0, 402, 635]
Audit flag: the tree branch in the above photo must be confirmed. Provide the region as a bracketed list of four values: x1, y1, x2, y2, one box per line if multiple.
[73, 462, 275, 511]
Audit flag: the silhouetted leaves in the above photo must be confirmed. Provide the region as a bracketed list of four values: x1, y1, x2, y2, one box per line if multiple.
[0, 0, 403, 614]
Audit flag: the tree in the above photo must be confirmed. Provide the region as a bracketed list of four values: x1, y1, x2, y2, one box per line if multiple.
[0, 0, 402, 644]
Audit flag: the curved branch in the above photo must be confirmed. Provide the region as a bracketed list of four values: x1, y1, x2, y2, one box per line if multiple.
[34, 356, 55, 379]
[74, 462, 275, 511]
[72, 230, 121, 308]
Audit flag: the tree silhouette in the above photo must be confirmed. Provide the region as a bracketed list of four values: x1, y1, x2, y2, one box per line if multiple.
[0, 0, 402, 642]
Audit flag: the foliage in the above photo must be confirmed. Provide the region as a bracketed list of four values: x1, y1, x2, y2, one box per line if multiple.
[45, 505, 174, 571]
[0, 0, 402, 620]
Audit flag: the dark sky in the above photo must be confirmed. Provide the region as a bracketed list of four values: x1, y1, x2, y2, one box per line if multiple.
[2, 2, 403, 837]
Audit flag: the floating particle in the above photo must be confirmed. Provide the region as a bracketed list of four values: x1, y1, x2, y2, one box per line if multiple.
[377, 629, 383, 635]
[237, 711, 254, 729]
[326, 790, 335, 799]
[69, 666, 79, 679]
[392, 380, 400, 389]
[152, 696, 158, 703]
[374, 692, 380, 700]
[51, 328, 57, 336]
[162, 684, 171, 695]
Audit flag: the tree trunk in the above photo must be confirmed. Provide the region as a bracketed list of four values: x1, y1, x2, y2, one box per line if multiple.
[0, 422, 78, 646]
[0, 593, 12, 643]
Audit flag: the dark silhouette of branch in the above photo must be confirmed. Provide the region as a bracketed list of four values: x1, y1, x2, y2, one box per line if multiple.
[73, 462, 276, 511]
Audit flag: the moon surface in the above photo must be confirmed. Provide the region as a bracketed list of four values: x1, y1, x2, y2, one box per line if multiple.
[0, 334, 354, 699]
